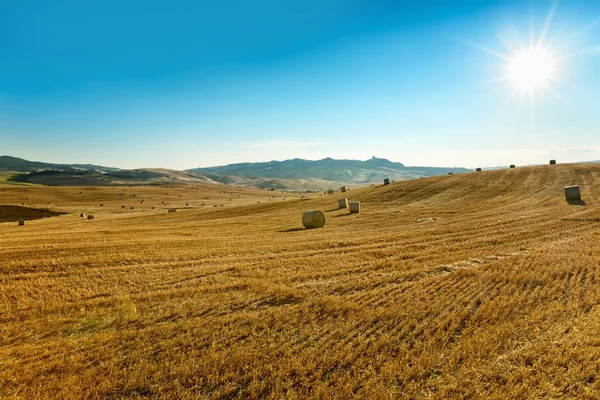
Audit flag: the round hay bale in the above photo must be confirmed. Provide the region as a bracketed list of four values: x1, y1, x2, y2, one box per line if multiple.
[550, 159, 556, 165]
[340, 186, 347, 193]
[564, 185, 581, 202]
[383, 178, 390, 185]
[302, 210, 326, 229]
[349, 202, 360, 214]
[448, 172, 453, 175]
[87, 215, 95, 220]
[80, 213, 85, 218]
[151, 207, 155, 209]
[122, 205, 126, 208]
[338, 198, 348, 209]
[100, 204, 104, 207]
[476, 167, 482, 172]
[18, 220, 25, 226]
[168, 209, 176, 213]
[509, 164, 516, 169]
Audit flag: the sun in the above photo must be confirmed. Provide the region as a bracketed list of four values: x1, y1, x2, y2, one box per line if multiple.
[508, 48, 556, 91]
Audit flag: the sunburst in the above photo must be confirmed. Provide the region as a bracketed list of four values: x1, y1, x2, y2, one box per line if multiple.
[467, 2, 598, 131]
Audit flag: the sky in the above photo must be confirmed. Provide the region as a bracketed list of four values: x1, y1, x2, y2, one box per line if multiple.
[1, 0, 599, 170]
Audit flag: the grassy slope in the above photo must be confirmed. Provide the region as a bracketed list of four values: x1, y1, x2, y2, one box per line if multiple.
[1, 164, 600, 398]
[0, 171, 41, 186]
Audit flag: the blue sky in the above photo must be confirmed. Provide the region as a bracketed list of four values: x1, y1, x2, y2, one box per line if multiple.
[1, 0, 599, 169]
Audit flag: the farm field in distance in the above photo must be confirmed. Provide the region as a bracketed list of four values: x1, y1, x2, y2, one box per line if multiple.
[2, 164, 600, 398]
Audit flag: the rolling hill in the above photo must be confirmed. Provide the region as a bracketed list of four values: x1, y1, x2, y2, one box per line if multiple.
[2, 163, 600, 398]
[188, 156, 472, 184]
[8, 168, 216, 186]
[2, 155, 472, 190]
[0, 155, 119, 173]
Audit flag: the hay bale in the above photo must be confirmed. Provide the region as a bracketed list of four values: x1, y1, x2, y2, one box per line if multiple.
[341, 186, 347, 193]
[384, 178, 390, 185]
[564, 185, 581, 202]
[509, 165, 516, 168]
[87, 215, 95, 220]
[349, 201, 360, 214]
[151, 207, 155, 209]
[18, 220, 24, 226]
[448, 172, 453, 175]
[327, 189, 334, 194]
[122, 205, 126, 208]
[100, 204, 104, 207]
[550, 159, 556, 165]
[80, 213, 86, 218]
[476, 168, 482, 172]
[338, 198, 348, 209]
[168, 209, 176, 213]
[302, 210, 326, 229]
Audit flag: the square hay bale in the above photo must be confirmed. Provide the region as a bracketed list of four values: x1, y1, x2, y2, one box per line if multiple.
[349, 201, 360, 214]
[168, 209, 177, 213]
[564, 185, 581, 202]
[509, 164, 516, 168]
[550, 159, 556, 165]
[18, 220, 25, 226]
[476, 168, 482, 172]
[338, 198, 348, 209]
[341, 186, 347, 193]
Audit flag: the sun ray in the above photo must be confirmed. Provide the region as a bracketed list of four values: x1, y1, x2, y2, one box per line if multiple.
[475, 75, 511, 88]
[502, 87, 520, 108]
[537, 1, 558, 48]
[528, 90, 535, 133]
[461, 39, 512, 61]
[557, 46, 600, 61]
[543, 83, 566, 104]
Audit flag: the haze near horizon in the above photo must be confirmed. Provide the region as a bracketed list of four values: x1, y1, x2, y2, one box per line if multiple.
[1, 0, 599, 170]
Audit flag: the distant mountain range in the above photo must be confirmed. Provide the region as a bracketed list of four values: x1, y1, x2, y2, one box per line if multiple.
[188, 156, 471, 183]
[0, 155, 120, 173]
[0, 155, 471, 190]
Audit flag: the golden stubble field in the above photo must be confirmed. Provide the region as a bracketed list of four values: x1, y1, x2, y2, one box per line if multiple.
[2, 164, 600, 399]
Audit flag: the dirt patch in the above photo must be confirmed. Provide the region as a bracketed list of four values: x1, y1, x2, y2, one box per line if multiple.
[0, 205, 66, 223]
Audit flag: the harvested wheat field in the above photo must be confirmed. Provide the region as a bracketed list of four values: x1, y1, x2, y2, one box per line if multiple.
[2, 164, 600, 398]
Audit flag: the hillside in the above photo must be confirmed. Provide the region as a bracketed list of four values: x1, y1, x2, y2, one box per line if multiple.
[2, 163, 600, 398]
[8, 168, 217, 186]
[0, 155, 119, 173]
[188, 156, 472, 183]
[4, 155, 473, 190]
